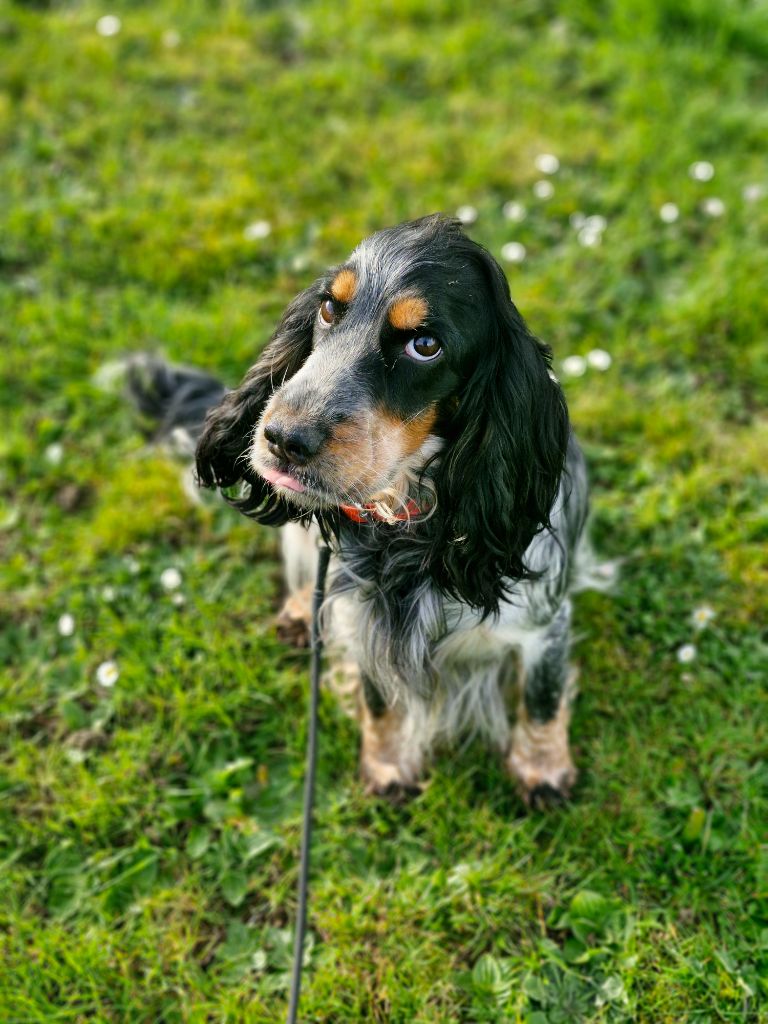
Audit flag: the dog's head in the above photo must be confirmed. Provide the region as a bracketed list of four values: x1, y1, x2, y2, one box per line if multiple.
[196, 214, 569, 612]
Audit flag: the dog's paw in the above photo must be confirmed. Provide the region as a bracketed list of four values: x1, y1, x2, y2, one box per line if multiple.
[506, 709, 576, 812]
[275, 610, 311, 648]
[360, 758, 424, 803]
[364, 778, 425, 805]
[524, 778, 573, 811]
[275, 587, 312, 648]
[507, 749, 576, 812]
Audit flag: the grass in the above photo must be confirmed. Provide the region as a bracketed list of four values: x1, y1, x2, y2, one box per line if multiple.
[1, 0, 767, 1020]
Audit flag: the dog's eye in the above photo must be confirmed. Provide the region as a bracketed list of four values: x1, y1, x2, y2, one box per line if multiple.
[318, 299, 337, 326]
[405, 336, 442, 362]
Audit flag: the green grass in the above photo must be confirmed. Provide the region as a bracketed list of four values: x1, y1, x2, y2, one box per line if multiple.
[1, 1, 767, 1020]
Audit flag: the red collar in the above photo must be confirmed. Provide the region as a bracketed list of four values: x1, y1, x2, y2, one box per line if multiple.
[338, 498, 425, 524]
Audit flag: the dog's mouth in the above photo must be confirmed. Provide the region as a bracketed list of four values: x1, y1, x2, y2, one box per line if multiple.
[249, 412, 443, 514]
[258, 465, 306, 494]
[252, 456, 351, 510]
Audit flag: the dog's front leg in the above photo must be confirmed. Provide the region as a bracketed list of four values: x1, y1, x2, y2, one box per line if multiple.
[275, 522, 321, 647]
[358, 675, 425, 801]
[506, 601, 578, 808]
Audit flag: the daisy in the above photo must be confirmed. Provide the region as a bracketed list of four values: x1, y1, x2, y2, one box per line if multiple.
[586, 349, 612, 371]
[689, 161, 714, 182]
[691, 605, 716, 631]
[96, 661, 119, 687]
[743, 184, 765, 202]
[562, 355, 587, 377]
[701, 198, 725, 217]
[160, 567, 182, 590]
[533, 180, 554, 200]
[96, 15, 122, 37]
[535, 153, 560, 175]
[500, 242, 526, 264]
[659, 203, 679, 223]
[45, 443, 64, 466]
[455, 205, 478, 225]
[676, 644, 697, 664]
[243, 220, 271, 241]
[502, 201, 526, 223]
[577, 226, 602, 247]
[584, 214, 607, 232]
[57, 613, 75, 637]
[704, 198, 729, 219]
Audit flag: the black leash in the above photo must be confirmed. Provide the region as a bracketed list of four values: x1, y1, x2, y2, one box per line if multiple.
[286, 544, 332, 1024]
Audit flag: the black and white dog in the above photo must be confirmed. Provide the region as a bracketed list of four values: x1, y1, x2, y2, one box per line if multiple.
[132, 214, 610, 807]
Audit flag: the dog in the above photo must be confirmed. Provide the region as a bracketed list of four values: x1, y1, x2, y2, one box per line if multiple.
[130, 214, 611, 808]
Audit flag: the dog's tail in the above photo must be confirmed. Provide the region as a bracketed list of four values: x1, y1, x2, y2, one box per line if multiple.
[113, 354, 227, 455]
[570, 533, 621, 594]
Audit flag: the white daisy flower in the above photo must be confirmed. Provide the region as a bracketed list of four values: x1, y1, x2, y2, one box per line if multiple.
[533, 180, 555, 200]
[455, 204, 478, 225]
[243, 220, 272, 241]
[569, 211, 586, 230]
[659, 202, 679, 223]
[57, 613, 75, 638]
[577, 226, 602, 247]
[171, 592, 186, 607]
[291, 253, 310, 273]
[743, 183, 765, 202]
[584, 214, 607, 232]
[689, 161, 714, 182]
[701, 197, 725, 217]
[160, 567, 182, 591]
[96, 660, 119, 687]
[162, 29, 180, 48]
[44, 442, 64, 466]
[500, 242, 526, 264]
[691, 605, 716, 631]
[502, 201, 526, 223]
[535, 153, 560, 175]
[96, 15, 122, 37]
[101, 585, 116, 602]
[586, 348, 612, 371]
[562, 355, 587, 377]
[125, 557, 141, 575]
[676, 643, 697, 664]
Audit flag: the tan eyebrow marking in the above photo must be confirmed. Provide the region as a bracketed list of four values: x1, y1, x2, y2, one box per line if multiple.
[330, 268, 357, 303]
[388, 295, 429, 331]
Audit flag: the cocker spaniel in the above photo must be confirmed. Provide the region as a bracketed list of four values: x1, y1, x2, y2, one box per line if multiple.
[132, 214, 609, 808]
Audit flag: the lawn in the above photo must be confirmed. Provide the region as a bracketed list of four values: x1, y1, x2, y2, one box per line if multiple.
[1, 1, 767, 1020]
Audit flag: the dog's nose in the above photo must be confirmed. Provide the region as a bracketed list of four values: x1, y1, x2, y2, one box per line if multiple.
[264, 421, 326, 466]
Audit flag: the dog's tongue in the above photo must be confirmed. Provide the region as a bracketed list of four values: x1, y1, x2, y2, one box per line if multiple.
[259, 466, 306, 493]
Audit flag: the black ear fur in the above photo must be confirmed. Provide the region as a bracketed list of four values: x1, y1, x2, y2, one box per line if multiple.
[195, 283, 319, 525]
[428, 245, 570, 615]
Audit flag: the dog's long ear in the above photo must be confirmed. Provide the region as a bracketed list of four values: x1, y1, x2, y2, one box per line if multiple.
[429, 248, 570, 615]
[195, 283, 319, 525]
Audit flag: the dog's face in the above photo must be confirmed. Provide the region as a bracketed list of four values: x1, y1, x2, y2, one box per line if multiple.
[250, 220, 494, 511]
[196, 214, 570, 611]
